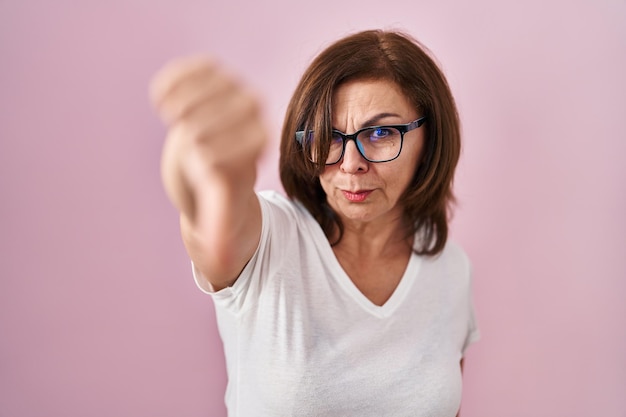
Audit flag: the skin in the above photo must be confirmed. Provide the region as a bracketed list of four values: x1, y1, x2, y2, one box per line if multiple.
[320, 78, 425, 306]
[152, 61, 465, 415]
[322, 80, 465, 417]
[151, 57, 264, 291]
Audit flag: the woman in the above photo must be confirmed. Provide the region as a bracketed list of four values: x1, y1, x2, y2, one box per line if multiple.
[152, 29, 479, 417]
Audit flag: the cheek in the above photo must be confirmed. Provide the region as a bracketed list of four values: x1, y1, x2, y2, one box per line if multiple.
[384, 157, 421, 198]
[405, 136, 426, 164]
[384, 167, 413, 197]
[400, 140, 425, 180]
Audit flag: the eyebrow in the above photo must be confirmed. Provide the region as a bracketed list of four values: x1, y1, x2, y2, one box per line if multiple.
[332, 112, 403, 132]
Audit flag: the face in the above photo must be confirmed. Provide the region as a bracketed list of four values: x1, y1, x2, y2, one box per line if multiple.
[319, 78, 425, 228]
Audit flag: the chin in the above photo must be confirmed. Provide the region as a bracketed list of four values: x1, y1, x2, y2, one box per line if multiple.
[337, 206, 380, 223]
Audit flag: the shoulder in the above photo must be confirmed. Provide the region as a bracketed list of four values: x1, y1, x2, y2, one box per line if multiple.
[258, 190, 297, 214]
[257, 189, 290, 206]
[421, 239, 472, 281]
[257, 190, 314, 224]
[255, 190, 321, 243]
[439, 240, 470, 268]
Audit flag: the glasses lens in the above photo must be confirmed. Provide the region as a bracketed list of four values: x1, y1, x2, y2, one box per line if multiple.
[304, 132, 344, 164]
[324, 133, 344, 164]
[356, 127, 402, 162]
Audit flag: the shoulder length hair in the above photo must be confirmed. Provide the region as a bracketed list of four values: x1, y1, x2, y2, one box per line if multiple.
[279, 29, 461, 256]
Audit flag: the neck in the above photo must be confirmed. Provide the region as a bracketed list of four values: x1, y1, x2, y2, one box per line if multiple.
[332, 214, 413, 259]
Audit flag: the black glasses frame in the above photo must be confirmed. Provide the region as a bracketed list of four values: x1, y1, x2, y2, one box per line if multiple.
[295, 116, 427, 165]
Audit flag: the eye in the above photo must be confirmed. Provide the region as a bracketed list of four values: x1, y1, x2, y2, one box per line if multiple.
[370, 128, 392, 139]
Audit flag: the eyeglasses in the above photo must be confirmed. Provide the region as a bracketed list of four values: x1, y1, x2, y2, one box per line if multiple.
[295, 116, 427, 165]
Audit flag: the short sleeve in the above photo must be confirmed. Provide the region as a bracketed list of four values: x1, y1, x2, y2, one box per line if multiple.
[189, 190, 301, 314]
[192, 262, 217, 294]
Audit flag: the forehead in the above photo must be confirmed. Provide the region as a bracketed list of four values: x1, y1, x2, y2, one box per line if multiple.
[331, 78, 416, 123]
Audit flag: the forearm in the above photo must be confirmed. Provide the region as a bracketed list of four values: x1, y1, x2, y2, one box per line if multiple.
[180, 175, 261, 290]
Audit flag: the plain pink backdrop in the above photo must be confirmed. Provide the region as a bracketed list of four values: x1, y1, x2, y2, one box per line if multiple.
[1, 1, 625, 416]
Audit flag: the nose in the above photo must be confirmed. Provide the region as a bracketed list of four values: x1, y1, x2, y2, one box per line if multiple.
[339, 139, 369, 173]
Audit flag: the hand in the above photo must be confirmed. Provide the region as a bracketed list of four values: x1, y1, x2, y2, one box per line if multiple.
[150, 56, 267, 221]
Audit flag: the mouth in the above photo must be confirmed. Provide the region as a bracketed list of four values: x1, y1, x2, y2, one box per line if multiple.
[341, 189, 373, 202]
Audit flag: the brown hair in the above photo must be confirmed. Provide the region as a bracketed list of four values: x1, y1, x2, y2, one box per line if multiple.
[279, 29, 461, 255]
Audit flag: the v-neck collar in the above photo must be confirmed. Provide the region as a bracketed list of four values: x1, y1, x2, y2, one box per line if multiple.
[324, 243, 421, 318]
[295, 199, 423, 318]
[305, 218, 421, 318]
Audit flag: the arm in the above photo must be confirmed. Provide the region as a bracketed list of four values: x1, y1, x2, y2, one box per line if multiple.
[151, 57, 266, 290]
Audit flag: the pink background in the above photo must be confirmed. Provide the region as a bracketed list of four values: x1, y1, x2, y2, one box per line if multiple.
[1, 0, 625, 416]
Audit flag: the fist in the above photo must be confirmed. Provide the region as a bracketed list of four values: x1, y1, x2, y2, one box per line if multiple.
[150, 57, 267, 215]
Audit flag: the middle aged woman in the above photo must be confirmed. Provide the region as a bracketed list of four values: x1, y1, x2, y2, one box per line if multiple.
[152, 29, 479, 416]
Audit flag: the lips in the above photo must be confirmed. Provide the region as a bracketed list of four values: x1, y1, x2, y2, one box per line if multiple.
[341, 189, 373, 202]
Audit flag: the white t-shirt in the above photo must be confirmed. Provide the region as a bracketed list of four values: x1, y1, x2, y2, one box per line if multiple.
[194, 191, 479, 417]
